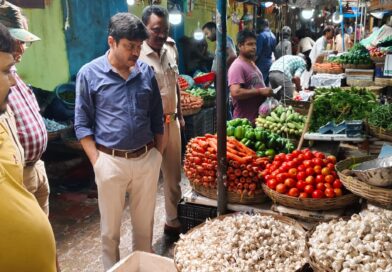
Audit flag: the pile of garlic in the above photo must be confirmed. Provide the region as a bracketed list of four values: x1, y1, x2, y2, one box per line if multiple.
[175, 214, 307, 272]
[309, 207, 392, 272]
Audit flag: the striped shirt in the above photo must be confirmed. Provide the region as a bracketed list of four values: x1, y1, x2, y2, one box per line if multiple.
[7, 69, 47, 163]
[269, 55, 306, 81]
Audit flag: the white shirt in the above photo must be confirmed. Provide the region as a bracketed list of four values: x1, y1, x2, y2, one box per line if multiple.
[309, 36, 327, 64]
[298, 37, 315, 53]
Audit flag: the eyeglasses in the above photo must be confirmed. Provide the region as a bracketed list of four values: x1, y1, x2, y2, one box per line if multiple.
[149, 27, 169, 36]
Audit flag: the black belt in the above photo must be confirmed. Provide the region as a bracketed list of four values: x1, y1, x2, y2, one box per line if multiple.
[96, 142, 154, 159]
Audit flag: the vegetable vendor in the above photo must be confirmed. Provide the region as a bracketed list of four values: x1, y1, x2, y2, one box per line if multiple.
[228, 30, 272, 123]
[269, 54, 312, 100]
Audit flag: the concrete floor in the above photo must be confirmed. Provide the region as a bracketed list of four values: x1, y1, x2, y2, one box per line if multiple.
[50, 176, 189, 272]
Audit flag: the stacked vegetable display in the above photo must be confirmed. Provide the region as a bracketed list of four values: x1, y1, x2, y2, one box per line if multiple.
[183, 134, 269, 197]
[227, 118, 295, 157]
[186, 86, 216, 105]
[255, 105, 306, 137]
[180, 91, 203, 112]
[310, 87, 377, 132]
[313, 62, 344, 74]
[262, 149, 345, 199]
[336, 43, 372, 66]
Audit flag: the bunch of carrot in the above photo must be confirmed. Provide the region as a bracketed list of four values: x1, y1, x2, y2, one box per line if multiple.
[183, 134, 270, 197]
[181, 91, 203, 111]
[313, 62, 343, 74]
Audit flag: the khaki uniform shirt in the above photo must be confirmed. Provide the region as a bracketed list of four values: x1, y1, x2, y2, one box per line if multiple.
[139, 38, 179, 115]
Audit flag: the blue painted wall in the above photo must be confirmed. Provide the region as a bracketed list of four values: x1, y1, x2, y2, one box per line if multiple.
[61, 0, 128, 78]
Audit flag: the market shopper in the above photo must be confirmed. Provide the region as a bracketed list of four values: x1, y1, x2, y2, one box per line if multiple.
[228, 30, 272, 123]
[74, 13, 164, 270]
[333, 27, 352, 53]
[0, 23, 57, 272]
[269, 54, 312, 100]
[202, 21, 237, 72]
[0, 0, 50, 215]
[255, 19, 276, 86]
[309, 25, 334, 65]
[297, 29, 315, 57]
[275, 26, 292, 60]
[139, 5, 183, 237]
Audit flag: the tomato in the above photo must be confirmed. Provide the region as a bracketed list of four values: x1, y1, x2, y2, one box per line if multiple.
[303, 160, 313, 168]
[314, 152, 325, 159]
[291, 150, 301, 158]
[312, 158, 323, 166]
[327, 155, 337, 164]
[297, 154, 305, 162]
[327, 163, 335, 171]
[315, 174, 324, 183]
[276, 183, 287, 194]
[316, 183, 325, 191]
[305, 167, 315, 176]
[305, 176, 315, 184]
[304, 151, 314, 160]
[333, 179, 343, 189]
[296, 180, 306, 191]
[267, 179, 279, 189]
[288, 188, 300, 197]
[291, 158, 300, 167]
[288, 168, 298, 178]
[325, 175, 334, 183]
[321, 167, 331, 176]
[276, 173, 286, 183]
[284, 178, 296, 188]
[297, 164, 306, 172]
[334, 188, 343, 197]
[312, 189, 324, 199]
[314, 165, 322, 174]
[331, 171, 337, 178]
[285, 154, 294, 161]
[304, 184, 314, 194]
[299, 192, 309, 198]
[269, 165, 278, 172]
[297, 171, 306, 181]
[287, 161, 296, 169]
[325, 188, 335, 198]
[272, 161, 282, 168]
[324, 183, 332, 189]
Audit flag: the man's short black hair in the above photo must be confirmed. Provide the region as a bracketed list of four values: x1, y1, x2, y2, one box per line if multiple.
[202, 21, 216, 31]
[323, 25, 334, 35]
[237, 30, 256, 46]
[141, 5, 169, 25]
[0, 23, 14, 53]
[108, 13, 148, 43]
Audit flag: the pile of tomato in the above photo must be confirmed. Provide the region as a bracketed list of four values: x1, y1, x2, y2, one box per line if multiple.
[262, 149, 344, 199]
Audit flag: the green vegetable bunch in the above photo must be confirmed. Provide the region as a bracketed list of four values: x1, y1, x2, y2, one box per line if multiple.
[337, 44, 371, 65]
[310, 87, 377, 132]
[187, 86, 216, 102]
[368, 104, 392, 131]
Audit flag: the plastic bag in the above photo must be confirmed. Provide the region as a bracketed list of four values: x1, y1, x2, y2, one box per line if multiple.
[258, 97, 279, 117]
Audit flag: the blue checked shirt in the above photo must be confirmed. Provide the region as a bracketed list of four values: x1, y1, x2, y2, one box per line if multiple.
[269, 55, 306, 81]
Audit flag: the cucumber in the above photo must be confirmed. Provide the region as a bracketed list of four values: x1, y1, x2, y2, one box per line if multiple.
[280, 112, 286, 123]
[270, 112, 280, 122]
[287, 123, 296, 129]
[286, 113, 294, 122]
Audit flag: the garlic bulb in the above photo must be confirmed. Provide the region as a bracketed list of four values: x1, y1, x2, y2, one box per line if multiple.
[309, 208, 392, 272]
[175, 214, 307, 272]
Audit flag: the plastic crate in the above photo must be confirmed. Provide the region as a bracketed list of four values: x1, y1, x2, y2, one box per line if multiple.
[184, 110, 204, 141]
[178, 200, 217, 233]
[202, 106, 216, 134]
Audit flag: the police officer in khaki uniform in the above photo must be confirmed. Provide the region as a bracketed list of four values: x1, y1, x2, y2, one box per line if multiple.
[140, 5, 184, 236]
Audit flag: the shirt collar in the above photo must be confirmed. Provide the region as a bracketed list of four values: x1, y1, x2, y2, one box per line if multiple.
[142, 41, 167, 58]
[103, 50, 141, 78]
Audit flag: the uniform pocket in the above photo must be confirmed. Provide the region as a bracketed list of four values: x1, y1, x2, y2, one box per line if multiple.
[136, 93, 150, 109]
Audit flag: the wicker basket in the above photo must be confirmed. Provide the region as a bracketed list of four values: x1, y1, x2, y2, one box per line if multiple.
[174, 212, 309, 272]
[370, 55, 386, 63]
[375, 77, 392, 86]
[182, 107, 201, 116]
[189, 180, 268, 205]
[262, 183, 359, 211]
[336, 156, 392, 209]
[368, 124, 392, 142]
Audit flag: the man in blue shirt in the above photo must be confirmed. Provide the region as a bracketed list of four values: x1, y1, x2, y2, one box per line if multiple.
[74, 13, 164, 270]
[255, 19, 276, 86]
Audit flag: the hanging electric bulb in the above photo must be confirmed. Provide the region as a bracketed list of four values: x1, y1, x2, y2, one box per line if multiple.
[301, 9, 314, 20]
[127, 0, 135, 5]
[169, 5, 182, 25]
[193, 21, 204, 40]
[332, 11, 343, 24]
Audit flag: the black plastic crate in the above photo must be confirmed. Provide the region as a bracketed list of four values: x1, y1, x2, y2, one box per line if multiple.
[202, 106, 216, 134]
[184, 110, 205, 140]
[178, 200, 217, 233]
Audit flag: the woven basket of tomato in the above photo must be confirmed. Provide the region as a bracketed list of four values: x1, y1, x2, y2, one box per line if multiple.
[261, 149, 359, 211]
[183, 134, 269, 204]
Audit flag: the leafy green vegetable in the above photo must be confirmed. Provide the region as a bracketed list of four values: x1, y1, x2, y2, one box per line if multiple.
[368, 104, 392, 131]
[310, 87, 377, 132]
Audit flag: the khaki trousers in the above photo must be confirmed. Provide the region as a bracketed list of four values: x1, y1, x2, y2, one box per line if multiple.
[23, 159, 50, 215]
[93, 147, 162, 270]
[161, 120, 182, 227]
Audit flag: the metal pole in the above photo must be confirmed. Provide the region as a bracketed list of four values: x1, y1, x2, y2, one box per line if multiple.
[216, 0, 228, 215]
[363, 4, 367, 39]
[354, 0, 359, 43]
[340, 0, 345, 52]
[253, 4, 257, 32]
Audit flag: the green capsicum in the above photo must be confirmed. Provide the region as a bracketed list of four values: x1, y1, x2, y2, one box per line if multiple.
[227, 126, 235, 137]
[234, 126, 245, 140]
[244, 129, 255, 140]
